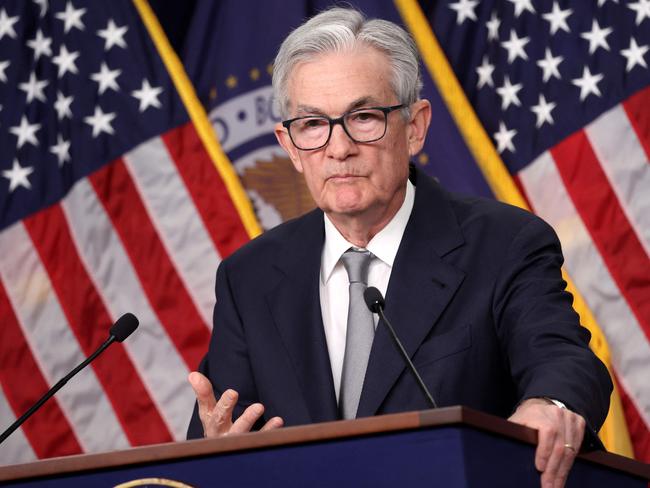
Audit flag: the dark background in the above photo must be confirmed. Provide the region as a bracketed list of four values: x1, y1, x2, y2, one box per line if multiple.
[150, 0, 197, 54]
[149, 1, 434, 60]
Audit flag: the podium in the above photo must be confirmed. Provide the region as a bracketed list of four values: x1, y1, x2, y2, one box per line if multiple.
[1, 407, 648, 487]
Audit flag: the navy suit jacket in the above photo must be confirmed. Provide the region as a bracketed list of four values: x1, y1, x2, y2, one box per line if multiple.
[187, 167, 611, 440]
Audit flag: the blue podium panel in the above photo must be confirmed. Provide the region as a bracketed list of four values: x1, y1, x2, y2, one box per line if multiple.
[5, 426, 645, 488]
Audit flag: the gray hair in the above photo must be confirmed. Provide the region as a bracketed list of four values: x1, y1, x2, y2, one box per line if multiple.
[272, 7, 423, 119]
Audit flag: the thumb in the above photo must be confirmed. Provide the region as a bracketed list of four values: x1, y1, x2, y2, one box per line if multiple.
[188, 371, 217, 412]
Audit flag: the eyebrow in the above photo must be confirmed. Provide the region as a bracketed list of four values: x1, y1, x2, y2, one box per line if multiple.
[294, 96, 383, 117]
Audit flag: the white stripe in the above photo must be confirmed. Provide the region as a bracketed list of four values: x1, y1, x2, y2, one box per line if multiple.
[586, 104, 650, 257]
[124, 136, 220, 327]
[0, 384, 37, 466]
[0, 223, 130, 453]
[62, 179, 194, 440]
[520, 152, 650, 427]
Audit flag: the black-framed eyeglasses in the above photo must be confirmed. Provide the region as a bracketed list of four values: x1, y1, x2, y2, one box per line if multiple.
[281, 104, 405, 151]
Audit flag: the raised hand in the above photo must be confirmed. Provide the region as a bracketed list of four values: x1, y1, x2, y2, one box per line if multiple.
[188, 371, 284, 438]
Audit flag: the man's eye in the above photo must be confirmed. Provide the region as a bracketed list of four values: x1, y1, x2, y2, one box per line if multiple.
[349, 111, 381, 122]
[299, 118, 327, 129]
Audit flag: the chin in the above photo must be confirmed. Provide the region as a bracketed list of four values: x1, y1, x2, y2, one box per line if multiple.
[318, 193, 360, 212]
[327, 200, 369, 217]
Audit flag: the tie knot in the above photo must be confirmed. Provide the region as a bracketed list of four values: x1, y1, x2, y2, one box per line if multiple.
[341, 249, 372, 284]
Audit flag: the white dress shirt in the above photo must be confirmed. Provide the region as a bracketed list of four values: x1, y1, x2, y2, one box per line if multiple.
[319, 181, 415, 400]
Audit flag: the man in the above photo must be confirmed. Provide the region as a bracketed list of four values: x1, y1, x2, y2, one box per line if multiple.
[187, 7, 612, 487]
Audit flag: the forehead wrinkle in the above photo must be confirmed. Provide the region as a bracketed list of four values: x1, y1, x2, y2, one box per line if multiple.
[294, 96, 385, 117]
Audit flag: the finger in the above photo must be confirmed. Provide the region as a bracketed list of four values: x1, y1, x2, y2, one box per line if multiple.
[210, 389, 239, 435]
[188, 372, 221, 437]
[572, 413, 586, 452]
[539, 410, 566, 488]
[557, 412, 578, 481]
[188, 372, 217, 412]
[554, 413, 585, 488]
[230, 403, 265, 434]
[534, 414, 558, 472]
[260, 416, 284, 432]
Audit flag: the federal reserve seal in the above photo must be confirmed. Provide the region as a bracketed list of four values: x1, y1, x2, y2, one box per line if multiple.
[114, 478, 194, 487]
[209, 85, 315, 230]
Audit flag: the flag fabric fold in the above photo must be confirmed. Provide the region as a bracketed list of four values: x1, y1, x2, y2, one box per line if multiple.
[0, 0, 253, 464]
[415, 0, 648, 461]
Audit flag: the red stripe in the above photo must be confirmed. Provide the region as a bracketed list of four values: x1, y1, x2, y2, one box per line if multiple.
[23, 205, 173, 446]
[161, 123, 250, 258]
[0, 282, 83, 458]
[614, 372, 650, 463]
[623, 86, 650, 161]
[550, 131, 650, 343]
[90, 158, 210, 370]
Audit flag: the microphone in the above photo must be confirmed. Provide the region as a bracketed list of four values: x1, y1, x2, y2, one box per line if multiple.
[0, 313, 139, 445]
[109, 312, 139, 342]
[363, 287, 437, 409]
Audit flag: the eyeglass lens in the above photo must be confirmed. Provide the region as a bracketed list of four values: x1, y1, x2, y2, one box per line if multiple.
[289, 108, 387, 150]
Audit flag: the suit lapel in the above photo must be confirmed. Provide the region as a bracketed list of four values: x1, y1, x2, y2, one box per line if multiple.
[357, 170, 466, 417]
[266, 210, 339, 423]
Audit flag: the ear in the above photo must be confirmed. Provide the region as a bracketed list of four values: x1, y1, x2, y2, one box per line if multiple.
[406, 99, 432, 157]
[274, 122, 304, 173]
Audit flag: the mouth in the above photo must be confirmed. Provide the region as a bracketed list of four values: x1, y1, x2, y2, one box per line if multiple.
[327, 174, 362, 181]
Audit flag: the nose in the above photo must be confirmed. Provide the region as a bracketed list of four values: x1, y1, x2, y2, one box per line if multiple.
[325, 123, 357, 160]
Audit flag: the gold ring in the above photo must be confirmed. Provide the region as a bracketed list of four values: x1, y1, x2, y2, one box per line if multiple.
[564, 443, 576, 452]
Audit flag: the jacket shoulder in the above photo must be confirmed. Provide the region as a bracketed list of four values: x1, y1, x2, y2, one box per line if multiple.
[446, 190, 556, 245]
[221, 208, 323, 271]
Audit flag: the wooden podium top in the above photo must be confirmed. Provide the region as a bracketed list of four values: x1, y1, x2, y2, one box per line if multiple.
[1, 406, 648, 482]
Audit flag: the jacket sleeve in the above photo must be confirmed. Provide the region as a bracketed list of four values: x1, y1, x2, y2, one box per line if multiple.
[187, 259, 263, 439]
[492, 215, 612, 439]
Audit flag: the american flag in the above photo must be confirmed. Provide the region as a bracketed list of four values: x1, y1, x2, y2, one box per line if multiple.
[425, 0, 650, 461]
[0, 0, 253, 464]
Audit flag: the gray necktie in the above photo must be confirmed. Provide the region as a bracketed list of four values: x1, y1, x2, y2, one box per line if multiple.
[339, 249, 375, 419]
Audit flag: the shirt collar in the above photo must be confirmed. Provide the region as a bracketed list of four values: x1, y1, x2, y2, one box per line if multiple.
[321, 179, 415, 284]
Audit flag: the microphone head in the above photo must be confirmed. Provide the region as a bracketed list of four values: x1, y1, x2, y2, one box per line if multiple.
[109, 313, 139, 342]
[364, 286, 385, 314]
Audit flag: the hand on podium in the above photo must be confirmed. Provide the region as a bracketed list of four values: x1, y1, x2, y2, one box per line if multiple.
[188, 372, 284, 438]
[509, 397, 586, 488]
